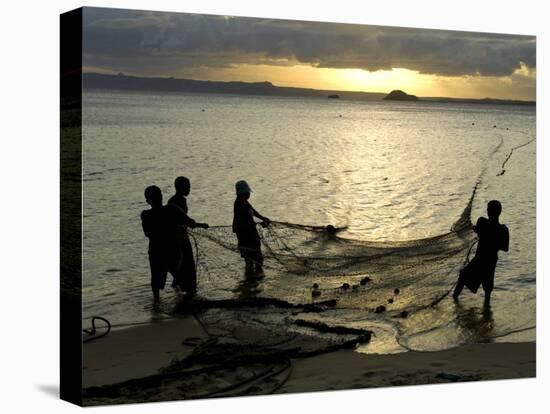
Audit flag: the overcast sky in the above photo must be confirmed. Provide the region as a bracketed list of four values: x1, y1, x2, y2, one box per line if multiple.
[82, 7, 536, 100]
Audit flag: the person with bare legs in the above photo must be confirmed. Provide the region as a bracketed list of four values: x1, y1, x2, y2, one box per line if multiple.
[453, 200, 509, 306]
[141, 186, 181, 303]
[232, 180, 270, 273]
[168, 176, 209, 299]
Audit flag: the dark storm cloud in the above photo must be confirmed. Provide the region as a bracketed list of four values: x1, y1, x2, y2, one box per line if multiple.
[83, 7, 536, 77]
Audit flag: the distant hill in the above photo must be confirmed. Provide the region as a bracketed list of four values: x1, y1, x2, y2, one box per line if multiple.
[82, 72, 385, 101]
[384, 90, 418, 101]
[82, 73, 535, 106]
[421, 96, 535, 106]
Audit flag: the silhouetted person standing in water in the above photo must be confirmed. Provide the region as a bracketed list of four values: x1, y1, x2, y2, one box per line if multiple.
[453, 200, 509, 306]
[233, 180, 270, 273]
[168, 176, 209, 298]
[141, 186, 182, 303]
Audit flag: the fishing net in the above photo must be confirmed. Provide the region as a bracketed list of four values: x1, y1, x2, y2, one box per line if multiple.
[187, 130, 536, 317]
[82, 131, 535, 400]
[82, 193, 480, 401]
[188, 189, 477, 315]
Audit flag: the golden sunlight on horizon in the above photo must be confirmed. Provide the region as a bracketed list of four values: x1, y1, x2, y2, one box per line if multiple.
[85, 62, 536, 101]
[171, 63, 535, 101]
[176, 64, 431, 96]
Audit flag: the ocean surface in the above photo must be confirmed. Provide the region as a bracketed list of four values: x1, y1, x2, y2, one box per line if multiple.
[82, 89, 535, 353]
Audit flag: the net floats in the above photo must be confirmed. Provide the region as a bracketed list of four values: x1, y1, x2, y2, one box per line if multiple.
[311, 283, 321, 298]
[360, 276, 372, 286]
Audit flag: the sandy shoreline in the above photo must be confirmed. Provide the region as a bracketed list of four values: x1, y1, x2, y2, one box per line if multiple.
[82, 315, 535, 406]
[279, 342, 535, 394]
[83, 316, 208, 388]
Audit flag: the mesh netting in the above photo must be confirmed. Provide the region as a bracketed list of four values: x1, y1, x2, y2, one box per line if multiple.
[188, 187, 477, 315]
[183, 134, 517, 317]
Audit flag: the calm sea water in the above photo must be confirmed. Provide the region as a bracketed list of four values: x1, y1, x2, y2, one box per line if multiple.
[82, 89, 535, 352]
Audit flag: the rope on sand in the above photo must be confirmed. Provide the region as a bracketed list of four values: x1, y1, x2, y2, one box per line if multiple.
[83, 316, 112, 343]
[196, 359, 292, 398]
[487, 325, 536, 340]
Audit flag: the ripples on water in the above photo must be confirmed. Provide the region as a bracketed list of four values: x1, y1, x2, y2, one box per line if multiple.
[82, 90, 535, 352]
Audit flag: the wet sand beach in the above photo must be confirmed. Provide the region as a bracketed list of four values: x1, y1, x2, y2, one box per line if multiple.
[83, 316, 207, 388]
[280, 342, 535, 393]
[82, 315, 535, 406]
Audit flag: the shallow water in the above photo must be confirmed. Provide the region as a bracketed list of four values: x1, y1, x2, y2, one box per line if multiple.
[82, 89, 535, 353]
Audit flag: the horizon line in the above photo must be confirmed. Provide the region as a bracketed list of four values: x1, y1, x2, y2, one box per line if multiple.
[82, 71, 536, 103]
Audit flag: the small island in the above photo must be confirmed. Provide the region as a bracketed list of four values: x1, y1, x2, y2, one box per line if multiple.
[384, 90, 418, 101]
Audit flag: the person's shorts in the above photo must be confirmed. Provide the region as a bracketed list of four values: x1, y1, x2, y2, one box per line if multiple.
[236, 230, 263, 262]
[148, 248, 181, 290]
[461, 255, 497, 293]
